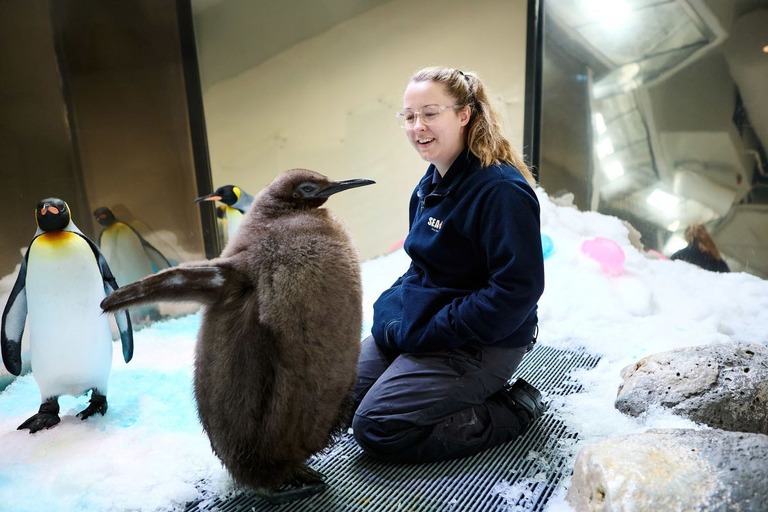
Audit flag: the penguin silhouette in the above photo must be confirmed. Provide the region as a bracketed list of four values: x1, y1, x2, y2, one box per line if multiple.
[195, 184, 254, 245]
[102, 169, 374, 503]
[94, 206, 172, 322]
[1, 198, 134, 433]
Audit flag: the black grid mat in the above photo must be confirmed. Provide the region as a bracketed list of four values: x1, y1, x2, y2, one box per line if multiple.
[185, 345, 600, 512]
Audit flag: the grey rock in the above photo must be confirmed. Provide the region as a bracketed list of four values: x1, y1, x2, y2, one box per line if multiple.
[615, 342, 768, 434]
[566, 428, 768, 511]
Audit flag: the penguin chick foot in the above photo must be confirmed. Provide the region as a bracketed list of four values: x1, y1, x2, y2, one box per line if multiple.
[255, 465, 327, 505]
[77, 392, 108, 420]
[18, 399, 60, 433]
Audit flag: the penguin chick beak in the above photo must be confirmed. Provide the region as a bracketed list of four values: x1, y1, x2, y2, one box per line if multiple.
[316, 178, 376, 198]
[195, 194, 222, 203]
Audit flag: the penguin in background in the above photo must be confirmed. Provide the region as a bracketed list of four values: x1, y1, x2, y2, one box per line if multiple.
[214, 205, 228, 250]
[102, 169, 374, 503]
[194, 184, 254, 245]
[94, 206, 172, 323]
[1, 198, 134, 433]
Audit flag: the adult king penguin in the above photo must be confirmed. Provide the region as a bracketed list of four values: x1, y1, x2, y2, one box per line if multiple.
[195, 184, 254, 244]
[102, 169, 374, 503]
[94, 206, 172, 322]
[1, 198, 134, 433]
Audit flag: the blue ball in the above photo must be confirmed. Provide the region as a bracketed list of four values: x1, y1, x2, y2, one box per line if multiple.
[541, 234, 554, 259]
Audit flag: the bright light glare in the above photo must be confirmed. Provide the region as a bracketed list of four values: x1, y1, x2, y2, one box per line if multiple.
[587, 0, 631, 28]
[596, 137, 614, 159]
[594, 113, 607, 134]
[646, 189, 680, 209]
[603, 160, 624, 180]
[667, 220, 681, 231]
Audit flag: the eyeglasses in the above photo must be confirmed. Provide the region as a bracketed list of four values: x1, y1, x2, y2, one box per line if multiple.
[395, 104, 463, 128]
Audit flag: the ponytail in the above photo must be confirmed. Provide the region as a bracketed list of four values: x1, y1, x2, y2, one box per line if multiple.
[685, 224, 722, 259]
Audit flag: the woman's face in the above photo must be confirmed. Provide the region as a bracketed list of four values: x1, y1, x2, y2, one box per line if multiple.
[402, 80, 470, 174]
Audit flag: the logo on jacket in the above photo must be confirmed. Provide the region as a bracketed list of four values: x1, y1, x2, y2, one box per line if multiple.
[427, 217, 443, 232]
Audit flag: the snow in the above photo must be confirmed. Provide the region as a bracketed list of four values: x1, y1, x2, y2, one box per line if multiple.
[1, 188, 767, 511]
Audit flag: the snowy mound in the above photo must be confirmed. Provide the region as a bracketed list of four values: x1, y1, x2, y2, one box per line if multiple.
[1, 189, 766, 511]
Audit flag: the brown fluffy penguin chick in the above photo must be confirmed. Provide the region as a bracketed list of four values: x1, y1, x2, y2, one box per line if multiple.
[101, 169, 374, 502]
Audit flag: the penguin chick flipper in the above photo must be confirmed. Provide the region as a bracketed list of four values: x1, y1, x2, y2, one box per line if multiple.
[255, 465, 327, 505]
[101, 266, 231, 312]
[77, 391, 107, 420]
[18, 399, 60, 433]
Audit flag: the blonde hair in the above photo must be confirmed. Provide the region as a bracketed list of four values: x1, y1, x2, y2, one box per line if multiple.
[408, 66, 536, 187]
[685, 224, 722, 259]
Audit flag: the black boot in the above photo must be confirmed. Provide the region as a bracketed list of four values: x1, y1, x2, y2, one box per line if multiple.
[503, 378, 547, 423]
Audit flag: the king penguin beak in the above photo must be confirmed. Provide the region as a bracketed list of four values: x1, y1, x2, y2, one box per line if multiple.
[316, 178, 376, 198]
[195, 194, 222, 203]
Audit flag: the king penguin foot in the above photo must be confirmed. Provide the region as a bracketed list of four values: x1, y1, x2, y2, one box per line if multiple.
[77, 392, 108, 420]
[255, 465, 328, 505]
[18, 399, 60, 433]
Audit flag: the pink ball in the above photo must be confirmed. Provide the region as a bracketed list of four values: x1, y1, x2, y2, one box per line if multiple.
[581, 237, 625, 275]
[646, 249, 669, 260]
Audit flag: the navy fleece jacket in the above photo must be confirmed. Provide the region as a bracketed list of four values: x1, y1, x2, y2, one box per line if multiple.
[372, 150, 545, 353]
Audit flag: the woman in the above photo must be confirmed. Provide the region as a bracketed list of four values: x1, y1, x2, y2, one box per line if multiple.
[670, 223, 730, 273]
[351, 67, 546, 463]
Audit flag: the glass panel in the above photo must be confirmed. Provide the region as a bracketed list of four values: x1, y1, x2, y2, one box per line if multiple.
[540, 0, 768, 277]
[0, 0, 205, 314]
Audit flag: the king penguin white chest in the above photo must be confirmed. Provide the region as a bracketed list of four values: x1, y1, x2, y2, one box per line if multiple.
[100, 222, 153, 286]
[224, 206, 243, 240]
[26, 231, 113, 397]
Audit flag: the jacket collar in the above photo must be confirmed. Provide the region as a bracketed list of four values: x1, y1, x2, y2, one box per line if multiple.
[417, 148, 477, 199]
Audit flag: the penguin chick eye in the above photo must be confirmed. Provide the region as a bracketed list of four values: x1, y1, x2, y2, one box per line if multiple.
[293, 183, 320, 198]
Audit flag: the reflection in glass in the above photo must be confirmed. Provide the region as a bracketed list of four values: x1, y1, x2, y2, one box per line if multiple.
[540, 0, 768, 277]
[0, 0, 207, 386]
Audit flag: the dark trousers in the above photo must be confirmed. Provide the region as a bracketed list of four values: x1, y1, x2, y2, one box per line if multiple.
[351, 336, 529, 463]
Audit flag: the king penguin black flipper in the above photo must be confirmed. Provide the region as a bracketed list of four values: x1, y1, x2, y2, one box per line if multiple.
[102, 169, 374, 502]
[2, 198, 134, 433]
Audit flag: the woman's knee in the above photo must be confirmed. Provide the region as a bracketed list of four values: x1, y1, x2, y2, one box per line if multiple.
[351, 413, 426, 461]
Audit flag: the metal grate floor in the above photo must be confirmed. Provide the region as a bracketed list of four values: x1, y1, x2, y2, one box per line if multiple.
[185, 345, 600, 512]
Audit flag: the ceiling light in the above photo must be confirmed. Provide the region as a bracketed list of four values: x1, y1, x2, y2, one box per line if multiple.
[603, 160, 624, 180]
[596, 137, 614, 159]
[762, 44, 768, 54]
[646, 189, 680, 209]
[594, 113, 607, 134]
[585, 0, 631, 29]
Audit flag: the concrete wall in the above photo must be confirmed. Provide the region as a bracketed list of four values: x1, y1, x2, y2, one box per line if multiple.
[0, 0, 86, 276]
[195, 0, 529, 260]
